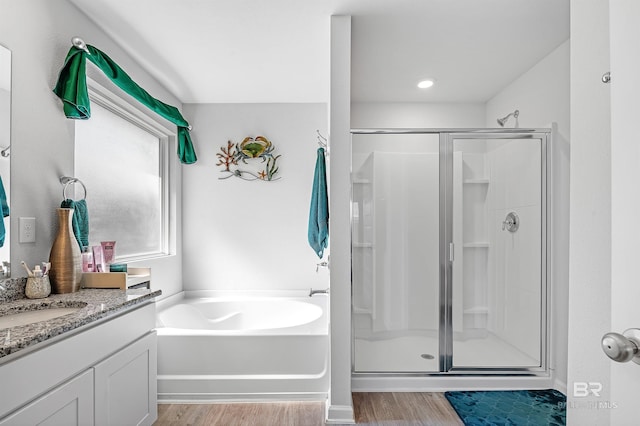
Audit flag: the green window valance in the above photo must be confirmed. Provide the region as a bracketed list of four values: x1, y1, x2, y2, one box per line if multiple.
[53, 43, 197, 164]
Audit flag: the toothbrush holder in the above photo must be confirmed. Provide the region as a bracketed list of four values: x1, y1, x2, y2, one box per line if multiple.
[25, 276, 51, 299]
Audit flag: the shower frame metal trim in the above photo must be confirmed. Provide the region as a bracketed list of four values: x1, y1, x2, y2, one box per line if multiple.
[440, 132, 453, 373]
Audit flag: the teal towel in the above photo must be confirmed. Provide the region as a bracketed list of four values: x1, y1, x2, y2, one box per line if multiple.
[61, 199, 89, 250]
[52, 44, 197, 164]
[308, 148, 329, 258]
[0, 176, 9, 247]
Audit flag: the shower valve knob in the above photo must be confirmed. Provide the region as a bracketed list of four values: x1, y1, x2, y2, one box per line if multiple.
[602, 329, 640, 364]
[502, 212, 519, 232]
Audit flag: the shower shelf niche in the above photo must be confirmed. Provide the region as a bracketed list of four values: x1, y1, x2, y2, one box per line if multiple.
[453, 150, 491, 335]
[462, 242, 490, 248]
[463, 178, 490, 184]
[353, 242, 373, 248]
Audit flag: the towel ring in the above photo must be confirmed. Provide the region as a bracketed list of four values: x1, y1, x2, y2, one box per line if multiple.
[60, 176, 87, 201]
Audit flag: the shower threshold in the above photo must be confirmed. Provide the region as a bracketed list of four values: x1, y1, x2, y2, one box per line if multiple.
[354, 333, 539, 373]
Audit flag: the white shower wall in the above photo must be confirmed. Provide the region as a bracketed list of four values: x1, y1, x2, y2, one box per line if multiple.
[486, 140, 542, 361]
[453, 138, 542, 365]
[352, 135, 440, 337]
[373, 151, 439, 333]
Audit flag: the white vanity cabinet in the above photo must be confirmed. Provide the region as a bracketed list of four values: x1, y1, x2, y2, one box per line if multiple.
[0, 301, 157, 425]
[0, 369, 94, 425]
[94, 331, 157, 426]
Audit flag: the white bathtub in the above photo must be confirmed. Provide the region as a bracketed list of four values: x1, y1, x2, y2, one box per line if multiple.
[155, 292, 329, 402]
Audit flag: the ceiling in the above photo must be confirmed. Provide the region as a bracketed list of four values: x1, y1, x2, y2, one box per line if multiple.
[68, 0, 569, 104]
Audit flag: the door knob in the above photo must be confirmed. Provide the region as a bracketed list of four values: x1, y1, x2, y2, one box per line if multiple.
[601, 328, 640, 364]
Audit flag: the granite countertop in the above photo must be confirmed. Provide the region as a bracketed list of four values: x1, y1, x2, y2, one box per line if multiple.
[0, 288, 161, 360]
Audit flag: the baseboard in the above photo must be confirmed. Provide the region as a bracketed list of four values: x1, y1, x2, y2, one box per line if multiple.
[352, 375, 555, 392]
[553, 377, 567, 396]
[325, 404, 355, 424]
[157, 392, 327, 403]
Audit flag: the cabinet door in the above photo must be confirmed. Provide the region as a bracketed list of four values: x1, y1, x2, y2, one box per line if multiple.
[0, 369, 94, 425]
[94, 331, 157, 426]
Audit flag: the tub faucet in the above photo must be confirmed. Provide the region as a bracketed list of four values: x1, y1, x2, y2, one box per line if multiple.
[309, 288, 329, 297]
[316, 261, 329, 272]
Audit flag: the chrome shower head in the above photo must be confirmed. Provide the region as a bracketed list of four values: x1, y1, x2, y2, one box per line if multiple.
[497, 109, 519, 127]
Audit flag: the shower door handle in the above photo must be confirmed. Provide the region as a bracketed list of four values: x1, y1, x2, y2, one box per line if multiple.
[449, 243, 455, 262]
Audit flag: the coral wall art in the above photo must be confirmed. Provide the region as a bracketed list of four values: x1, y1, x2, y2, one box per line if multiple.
[216, 136, 281, 181]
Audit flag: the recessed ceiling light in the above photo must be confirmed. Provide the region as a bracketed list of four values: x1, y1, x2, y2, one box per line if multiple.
[417, 79, 435, 89]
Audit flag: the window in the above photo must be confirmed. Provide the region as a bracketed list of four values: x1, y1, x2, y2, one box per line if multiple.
[74, 81, 172, 261]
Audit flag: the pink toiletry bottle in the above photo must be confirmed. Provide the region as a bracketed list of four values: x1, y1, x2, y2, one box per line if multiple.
[81, 246, 94, 272]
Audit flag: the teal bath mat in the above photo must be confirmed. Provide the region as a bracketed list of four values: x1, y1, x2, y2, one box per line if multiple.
[445, 389, 566, 426]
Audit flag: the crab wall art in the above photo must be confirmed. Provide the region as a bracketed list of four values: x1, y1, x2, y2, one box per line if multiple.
[216, 135, 282, 181]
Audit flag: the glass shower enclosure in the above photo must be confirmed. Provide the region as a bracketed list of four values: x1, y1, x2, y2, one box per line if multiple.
[351, 129, 550, 374]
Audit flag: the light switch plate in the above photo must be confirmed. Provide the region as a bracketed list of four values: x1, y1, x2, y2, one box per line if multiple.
[19, 217, 35, 243]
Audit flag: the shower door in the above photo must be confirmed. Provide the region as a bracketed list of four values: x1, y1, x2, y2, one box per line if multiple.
[351, 129, 549, 375]
[446, 132, 548, 372]
[351, 133, 441, 372]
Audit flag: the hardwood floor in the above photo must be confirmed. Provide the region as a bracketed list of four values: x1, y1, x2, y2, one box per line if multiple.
[154, 393, 463, 425]
[352, 392, 463, 425]
[155, 401, 325, 426]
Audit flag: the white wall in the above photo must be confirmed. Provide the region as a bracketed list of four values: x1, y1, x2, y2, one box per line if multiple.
[608, 1, 640, 423]
[0, 88, 9, 264]
[485, 39, 570, 391]
[0, 48, 9, 265]
[567, 1, 611, 424]
[181, 103, 329, 293]
[0, 47, 9, 92]
[0, 0, 184, 297]
[352, 102, 485, 128]
[326, 15, 354, 425]
[485, 40, 570, 136]
[0, 90, 8, 146]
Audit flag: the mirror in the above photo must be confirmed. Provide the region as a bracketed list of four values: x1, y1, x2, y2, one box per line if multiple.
[0, 44, 10, 277]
